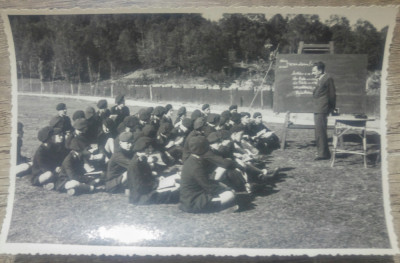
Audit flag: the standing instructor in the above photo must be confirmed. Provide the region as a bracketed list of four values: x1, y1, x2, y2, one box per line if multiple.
[312, 61, 336, 161]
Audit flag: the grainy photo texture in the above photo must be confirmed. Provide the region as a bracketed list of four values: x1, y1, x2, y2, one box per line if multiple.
[0, 7, 398, 256]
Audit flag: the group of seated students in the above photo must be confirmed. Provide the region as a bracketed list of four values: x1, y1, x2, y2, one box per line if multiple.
[16, 95, 281, 213]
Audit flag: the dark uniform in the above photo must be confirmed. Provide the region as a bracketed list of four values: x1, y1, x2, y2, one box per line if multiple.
[313, 73, 336, 159]
[248, 121, 280, 154]
[105, 148, 133, 193]
[49, 115, 72, 135]
[55, 151, 91, 192]
[179, 153, 229, 213]
[30, 144, 65, 186]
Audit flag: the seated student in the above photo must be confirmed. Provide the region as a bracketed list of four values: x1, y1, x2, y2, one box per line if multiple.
[49, 103, 73, 136]
[249, 112, 280, 154]
[206, 131, 250, 193]
[117, 115, 139, 134]
[156, 122, 181, 165]
[190, 109, 202, 121]
[114, 115, 140, 153]
[66, 118, 103, 171]
[105, 132, 134, 193]
[72, 110, 85, 121]
[55, 139, 98, 196]
[96, 99, 111, 121]
[217, 110, 232, 131]
[85, 106, 101, 144]
[230, 125, 279, 183]
[158, 118, 192, 164]
[161, 104, 173, 125]
[174, 106, 187, 127]
[16, 122, 32, 176]
[201, 104, 211, 117]
[127, 136, 180, 205]
[182, 117, 207, 162]
[136, 108, 152, 131]
[203, 113, 219, 137]
[110, 94, 130, 127]
[172, 118, 192, 146]
[134, 123, 157, 142]
[151, 106, 165, 131]
[230, 112, 241, 127]
[97, 118, 117, 161]
[30, 126, 67, 190]
[237, 112, 259, 155]
[179, 135, 236, 213]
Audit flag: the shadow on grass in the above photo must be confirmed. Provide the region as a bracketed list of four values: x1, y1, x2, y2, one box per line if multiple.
[279, 167, 295, 172]
[295, 142, 315, 149]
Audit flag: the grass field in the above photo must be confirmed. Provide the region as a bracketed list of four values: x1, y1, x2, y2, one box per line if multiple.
[5, 94, 389, 249]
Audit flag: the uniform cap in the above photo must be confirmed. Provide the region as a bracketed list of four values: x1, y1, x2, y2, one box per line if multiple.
[240, 112, 250, 118]
[189, 135, 209, 156]
[97, 99, 108, 109]
[115, 94, 125, 105]
[56, 103, 66, 111]
[119, 131, 134, 142]
[124, 116, 139, 128]
[230, 112, 241, 124]
[37, 126, 53, 142]
[181, 118, 193, 129]
[219, 110, 231, 125]
[139, 108, 151, 121]
[253, 112, 262, 118]
[207, 113, 220, 125]
[229, 105, 238, 111]
[202, 104, 210, 111]
[165, 104, 172, 113]
[191, 109, 202, 120]
[85, 106, 96, 119]
[153, 106, 165, 117]
[177, 107, 187, 117]
[73, 118, 88, 130]
[72, 110, 85, 121]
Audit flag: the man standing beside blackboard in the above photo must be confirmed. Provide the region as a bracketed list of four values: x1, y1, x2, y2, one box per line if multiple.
[312, 62, 336, 161]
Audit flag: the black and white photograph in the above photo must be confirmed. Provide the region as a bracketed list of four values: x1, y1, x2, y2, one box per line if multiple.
[0, 6, 398, 256]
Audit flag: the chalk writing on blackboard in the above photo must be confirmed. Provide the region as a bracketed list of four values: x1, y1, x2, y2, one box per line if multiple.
[291, 71, 317, 96]
[278, 59, 314, 69]
[274, 54, 367, 113]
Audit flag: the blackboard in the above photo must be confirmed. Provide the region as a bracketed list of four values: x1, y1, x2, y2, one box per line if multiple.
[273, 54, 368, 113]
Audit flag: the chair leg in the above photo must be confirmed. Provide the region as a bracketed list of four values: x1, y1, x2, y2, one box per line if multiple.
[331, 131, 338, 167]
[280, 112, 290, 150]
[363, 128, 367, 168]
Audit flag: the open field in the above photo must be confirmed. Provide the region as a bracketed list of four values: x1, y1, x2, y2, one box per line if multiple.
[5, 94, 388, 248]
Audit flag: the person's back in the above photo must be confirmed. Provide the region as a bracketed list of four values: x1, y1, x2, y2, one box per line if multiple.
[105, 132, 134, 192]
[31, 144, 58, 184]
[180, 154, 219, 212]
[127, 154, 157, 204]
[179, 135, 235, 213]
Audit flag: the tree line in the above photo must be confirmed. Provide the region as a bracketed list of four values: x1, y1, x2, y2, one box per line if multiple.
[10, 13, 387, 87]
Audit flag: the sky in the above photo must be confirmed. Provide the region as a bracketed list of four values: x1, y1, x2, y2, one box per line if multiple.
[202, 6, 396, 30]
